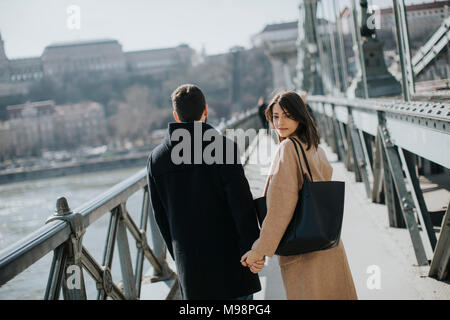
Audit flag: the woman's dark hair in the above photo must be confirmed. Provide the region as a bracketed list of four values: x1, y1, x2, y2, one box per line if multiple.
[265, 91, 320, 150]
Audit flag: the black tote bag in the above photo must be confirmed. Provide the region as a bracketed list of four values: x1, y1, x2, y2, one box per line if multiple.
[254, 137, 345, 256]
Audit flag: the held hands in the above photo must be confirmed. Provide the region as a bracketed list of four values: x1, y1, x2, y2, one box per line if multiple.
[241, 250, 266, 274]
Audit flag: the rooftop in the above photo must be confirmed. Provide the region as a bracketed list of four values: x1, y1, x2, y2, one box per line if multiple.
[261, 21, 298, 33]
[7, 100, 55, 117]
[45, 39, 120, 49]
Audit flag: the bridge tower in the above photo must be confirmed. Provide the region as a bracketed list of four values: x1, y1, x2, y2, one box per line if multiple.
[354, 0, 402, 98]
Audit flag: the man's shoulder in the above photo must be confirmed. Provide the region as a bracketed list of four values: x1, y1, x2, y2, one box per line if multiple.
[151, 142, 169, 159]
[147, 142, 170, 174]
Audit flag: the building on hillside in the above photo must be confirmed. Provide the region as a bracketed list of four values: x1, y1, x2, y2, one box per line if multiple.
[53, 101, 107, 149]
[0, 34, 196, 92]
[7, 100, 56, 156]
[4, 100, 107, 157]
[9, 57, 44, 82]
[125, 44, 195, 75]
[41, 39, 127, 76]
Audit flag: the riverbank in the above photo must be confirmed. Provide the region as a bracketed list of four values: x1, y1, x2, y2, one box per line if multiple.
[0, 152, 150, 184]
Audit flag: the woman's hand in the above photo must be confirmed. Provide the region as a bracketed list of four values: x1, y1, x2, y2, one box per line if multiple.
[241, 250, 266, 274]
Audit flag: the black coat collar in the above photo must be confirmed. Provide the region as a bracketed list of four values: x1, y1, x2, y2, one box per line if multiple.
[164, 122, 216, 147]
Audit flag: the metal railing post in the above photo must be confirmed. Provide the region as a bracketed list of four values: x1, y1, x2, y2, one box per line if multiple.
[134, 187, 149, 296]
[348, 113, 371, 197]
[378, 118, 428, 266]
[44, 197, 87, 300]
[44, 245, 66, 300]
[331, 104, 345, 162]
[371, 132, 384, 204]
[97, 206, 120, 300]
[399, 149, 437, 252]
[359, 129, 374, 182]
[429, 203, 450, 280]
[147, 194, 173, 282]
[347, 113, 362, 181]
[116, 203, 138, 300]
[378, 125, 406, 229]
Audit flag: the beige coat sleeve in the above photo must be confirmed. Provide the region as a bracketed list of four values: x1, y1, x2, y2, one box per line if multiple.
[252, 140, 303, 257]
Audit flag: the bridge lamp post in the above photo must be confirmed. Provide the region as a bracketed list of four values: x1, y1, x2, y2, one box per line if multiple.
[353, 0, 402, 98]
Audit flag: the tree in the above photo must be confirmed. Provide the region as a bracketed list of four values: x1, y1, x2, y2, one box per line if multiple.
[109, 85, 171, 146]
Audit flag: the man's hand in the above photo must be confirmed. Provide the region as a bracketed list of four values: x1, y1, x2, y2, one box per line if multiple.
[241, 250, 266, 274]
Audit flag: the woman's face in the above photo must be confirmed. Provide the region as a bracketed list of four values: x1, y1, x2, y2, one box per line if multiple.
[272, 103, 299, 138]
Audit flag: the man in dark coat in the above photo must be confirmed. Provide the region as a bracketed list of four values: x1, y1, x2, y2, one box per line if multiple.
[147, 84, 261, 300]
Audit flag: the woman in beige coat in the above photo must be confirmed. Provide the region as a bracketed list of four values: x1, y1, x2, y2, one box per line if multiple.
[241, 91, 358, 300]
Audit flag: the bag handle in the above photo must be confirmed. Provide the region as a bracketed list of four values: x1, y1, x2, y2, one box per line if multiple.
[289, 137, 314, 182]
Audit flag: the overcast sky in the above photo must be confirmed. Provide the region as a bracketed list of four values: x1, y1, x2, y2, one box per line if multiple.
[0, 0, 437, 59]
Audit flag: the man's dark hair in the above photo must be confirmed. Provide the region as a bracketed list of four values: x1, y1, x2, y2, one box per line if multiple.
[171, 84, 206, 122]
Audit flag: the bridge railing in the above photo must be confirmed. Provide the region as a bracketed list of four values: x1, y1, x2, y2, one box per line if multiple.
[308, 95, 450, 280]
[0, 107, 261, 299]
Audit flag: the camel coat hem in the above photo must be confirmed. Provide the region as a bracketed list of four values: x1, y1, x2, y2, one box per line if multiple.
[252, 137, 358, 300]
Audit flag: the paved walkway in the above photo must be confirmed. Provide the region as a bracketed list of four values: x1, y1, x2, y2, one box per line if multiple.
[142, 131, 450, 300]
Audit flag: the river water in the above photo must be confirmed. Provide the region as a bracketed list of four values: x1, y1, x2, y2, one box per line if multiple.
[0, 166, 151, 300]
